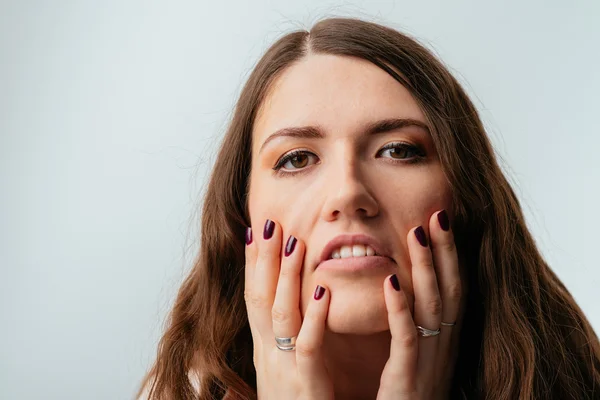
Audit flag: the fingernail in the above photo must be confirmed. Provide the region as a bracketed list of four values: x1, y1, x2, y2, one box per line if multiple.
[414, 226, 428, 247]
[437, 210, 450, 231]
[390, 274, 400, 291]
[314, 285, 325, 300]
[263, 219, 274, 240]
[245, 227, 252, 245]
[284, 235, 297, 257]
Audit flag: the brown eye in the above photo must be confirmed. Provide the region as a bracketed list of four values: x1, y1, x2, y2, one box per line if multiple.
[273, 150, 317, 172]
[378, 142, 424, 160]
[389, 146, 414, 159]
[289, 154, 308, 168]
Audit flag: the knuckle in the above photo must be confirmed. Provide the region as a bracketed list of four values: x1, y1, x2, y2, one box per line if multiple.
[419, 258, 434, 270]
[257, 246, 279, 265]
[438, 238, 456, 254]
[302, 310, 320, 326]
[446, 282, 462, 301]
[260, 245, 279, 258]
[271, 307, 290, 324]
[254, 254, 280, 276]
[389, 297, 410, 317]
[395, 295, 411, 312]
[295, 340, 317, 358]
[278, 262, 295, 278]
[394, 331, 418, 349]
[426, 296, 443, 316]
[255, 252, 273, 268]
[246, 292, 270, 309]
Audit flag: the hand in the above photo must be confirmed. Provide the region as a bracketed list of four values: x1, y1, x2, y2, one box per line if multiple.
[244, 219, 335, 400]
[377, 210, 463, 400]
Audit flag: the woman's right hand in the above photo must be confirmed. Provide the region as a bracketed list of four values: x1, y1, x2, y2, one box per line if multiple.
[244, 218, 335, 400]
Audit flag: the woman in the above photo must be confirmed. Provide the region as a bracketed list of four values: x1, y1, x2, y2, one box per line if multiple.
[137, 17, 600, 399]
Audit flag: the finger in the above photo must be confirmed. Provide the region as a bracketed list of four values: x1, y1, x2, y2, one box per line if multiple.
[428, 210, 462, 382]
[244, 226, 256, 289]
[271, 234, 303, 362]
[408, 224, 441, 380]
[244, 226, 258, 332]
[247, 219, 281, 338]
[380, 274, 418, 394]
[295, 284, 333, 397]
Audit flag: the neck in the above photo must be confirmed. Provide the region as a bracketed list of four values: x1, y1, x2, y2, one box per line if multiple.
[322, 330, 392, 400]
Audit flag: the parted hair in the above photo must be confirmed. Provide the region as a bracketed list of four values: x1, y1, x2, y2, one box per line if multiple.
[137, 17, 600, 399]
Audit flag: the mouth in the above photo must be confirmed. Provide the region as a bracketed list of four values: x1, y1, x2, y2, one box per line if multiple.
[316, 254, 396, 272]
[316, 233, 395, 270]
[328, 243, 379, 259]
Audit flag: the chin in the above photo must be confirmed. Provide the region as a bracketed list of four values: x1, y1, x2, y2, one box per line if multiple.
[325, 288, 390, 334]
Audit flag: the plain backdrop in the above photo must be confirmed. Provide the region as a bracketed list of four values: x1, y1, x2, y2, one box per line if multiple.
[1, 1, 599, 399]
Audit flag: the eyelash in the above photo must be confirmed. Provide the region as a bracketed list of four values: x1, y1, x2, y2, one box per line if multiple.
[272, 142, 426, 178]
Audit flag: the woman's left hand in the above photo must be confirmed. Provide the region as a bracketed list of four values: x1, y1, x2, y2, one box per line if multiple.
[376, 210, 463, 400]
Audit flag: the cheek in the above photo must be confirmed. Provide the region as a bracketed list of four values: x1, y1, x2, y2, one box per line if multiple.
[248, 177, 318, 233]
[386, 171, 453, 226]
[382, 172, 453, 299]
[248, 178, 286, 226]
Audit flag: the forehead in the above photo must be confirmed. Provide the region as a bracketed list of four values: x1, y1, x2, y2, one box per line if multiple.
[253, 54, 427, 148]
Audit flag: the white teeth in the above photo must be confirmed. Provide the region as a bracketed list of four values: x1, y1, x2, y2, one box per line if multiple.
[340, 246, 353, 258]
[330, 244, 378, 259]
[352, 245, 365, 257]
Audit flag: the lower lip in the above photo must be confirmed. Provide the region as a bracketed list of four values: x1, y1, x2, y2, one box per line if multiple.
[316, 256, 396, 272]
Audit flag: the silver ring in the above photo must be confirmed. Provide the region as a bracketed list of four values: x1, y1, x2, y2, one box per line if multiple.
[275, 336, 297, 351]
[440, 321, 456, 326]
[416, 325, 441, 337]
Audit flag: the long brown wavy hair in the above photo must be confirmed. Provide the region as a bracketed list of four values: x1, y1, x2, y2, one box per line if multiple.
[136, 17, 600, 399]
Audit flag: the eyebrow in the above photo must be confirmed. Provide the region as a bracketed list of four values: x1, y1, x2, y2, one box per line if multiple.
[258, 118, 431, 155]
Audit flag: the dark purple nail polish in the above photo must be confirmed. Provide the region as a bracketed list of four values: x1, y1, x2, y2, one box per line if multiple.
[263, 219, 274, 240]
[390, 274, 400, 291]
[415, 226, 428, 247]
[245, 227, 252, 245]
[285, 235, 297, 257]
[437, 210, 450, 231]
[314, 285, 325, 300]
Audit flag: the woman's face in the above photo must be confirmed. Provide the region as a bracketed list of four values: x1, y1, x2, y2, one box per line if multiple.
[248, 54, 453, 334]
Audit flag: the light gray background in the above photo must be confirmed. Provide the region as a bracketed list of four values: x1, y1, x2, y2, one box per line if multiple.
[1, 1, 598, 399]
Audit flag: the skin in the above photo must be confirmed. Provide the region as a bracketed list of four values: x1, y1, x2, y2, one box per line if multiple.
[245, 54, 466, 399]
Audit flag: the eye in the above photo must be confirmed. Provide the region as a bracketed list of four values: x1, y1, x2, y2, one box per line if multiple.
[272, 142, 426, 177]
[273, 150, 318, 172]
[377, 142, 425, 162]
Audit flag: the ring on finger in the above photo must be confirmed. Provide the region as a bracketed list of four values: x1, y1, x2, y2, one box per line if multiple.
[275, 335, 297, 351]
[416, 325, 441, 337]
[440, 321, 456, 326]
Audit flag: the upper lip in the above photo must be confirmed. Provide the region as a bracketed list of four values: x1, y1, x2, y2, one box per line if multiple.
[317, 233, 393, 267]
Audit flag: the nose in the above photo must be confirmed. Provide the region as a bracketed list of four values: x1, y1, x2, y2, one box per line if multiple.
[320, 154, 379, 222]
